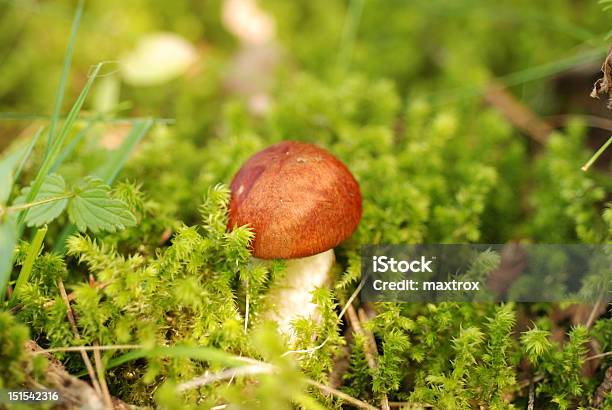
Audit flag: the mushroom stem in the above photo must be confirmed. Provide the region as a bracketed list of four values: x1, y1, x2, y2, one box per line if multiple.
[264, 249, 335, 340]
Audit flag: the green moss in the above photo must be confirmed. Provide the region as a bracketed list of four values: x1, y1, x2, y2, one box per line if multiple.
[0, 0, 610, 408]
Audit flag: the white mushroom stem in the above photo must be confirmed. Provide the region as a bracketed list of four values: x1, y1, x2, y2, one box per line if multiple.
[263, 249, 335, 341]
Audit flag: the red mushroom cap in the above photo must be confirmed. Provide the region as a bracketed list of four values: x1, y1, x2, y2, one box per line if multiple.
[228, 141, 362, 259]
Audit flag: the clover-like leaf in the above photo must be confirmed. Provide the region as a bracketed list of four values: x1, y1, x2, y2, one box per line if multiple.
[14, 173, 69, 227]
[67, 177, 136, 233]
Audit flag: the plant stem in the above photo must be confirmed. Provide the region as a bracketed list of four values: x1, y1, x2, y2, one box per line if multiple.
[8, 194, 73, 213]
[10, 226, 47, 304]
[581, 136, 612, 171]
[336, 0, 365, 72]
[45, 0, 85, 157]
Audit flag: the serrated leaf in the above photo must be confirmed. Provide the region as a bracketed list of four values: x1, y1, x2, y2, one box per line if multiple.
[67, 177, 136, 233]
[15, 174, 69, 227]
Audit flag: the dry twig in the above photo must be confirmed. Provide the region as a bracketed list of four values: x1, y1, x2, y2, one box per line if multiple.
[527, 377, 535, 410]
[590, 45, 612, 109]
[58, 278, 103, 397]
[306, 379, 380, 410]
[346, 304, 390, 410]
[586, 351, 612, 361]
[44, 280, 111, 308]
[93, 341, 114, 410]
[23, 340, 135, 410]
[592, 366, 612, 409]
[585, 296, 605, 329]
[484, 80, 553, 144]
[388, 402, 433, 409]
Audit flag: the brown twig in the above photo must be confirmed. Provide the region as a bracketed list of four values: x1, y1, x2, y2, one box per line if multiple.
[346, 304, 390, 410]
[306, 379, 380, 410]
[93, 341, 113, 410]
[44, 280, 111, 309]
[346, 305, 375, 367]
[388, 402, 433, 409]
[527, 377, 535, 410]
[484, 80, 553, 144]
[586, 351, 612, 361]
[23, 340, 135, 410]
[517, 374, 545, 390]
[592, 366, 612, 409]
[57, 278, 103, 397]
[585, 296, 605, 329]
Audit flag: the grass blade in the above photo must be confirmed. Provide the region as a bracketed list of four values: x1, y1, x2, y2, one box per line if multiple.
[336, 0, 365, 72]
[0, 127, 44, 204]
[10, 226, 47, 305]
[581, 136, 612, 172]
[94, 118, 154, 183]
[45, 0, 85, 157]
[50, 121, 94, 173]
[0, 217, 17, 303]
[14, 127, 44, 183]
[17, 63, 103, 230]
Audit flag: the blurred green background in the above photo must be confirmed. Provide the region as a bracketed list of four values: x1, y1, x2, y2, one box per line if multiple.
[0, 0, 610, 243]
[1, 0, 609, 141]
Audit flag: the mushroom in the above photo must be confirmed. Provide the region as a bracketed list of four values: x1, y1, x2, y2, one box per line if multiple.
[228, 141, 362, 339]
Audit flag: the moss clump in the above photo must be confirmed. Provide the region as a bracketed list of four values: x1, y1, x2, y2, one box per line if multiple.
[0, 0, 610, 408]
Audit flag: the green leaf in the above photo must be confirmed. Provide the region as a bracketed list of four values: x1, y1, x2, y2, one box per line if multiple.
[53, 120, 152, 253]
[0, 145, 29, 204]
[10, 226, 47, 305]
[0, 217, 17, 302]
[13, 127, 45, 183]
[17, 62, 102, 230]
[14, 174, 69, 227]
[67, 177, 136, 233]
[94, 118, 154, 184]
[0, 163, 12, 205]
[0, 127, 44, 204]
